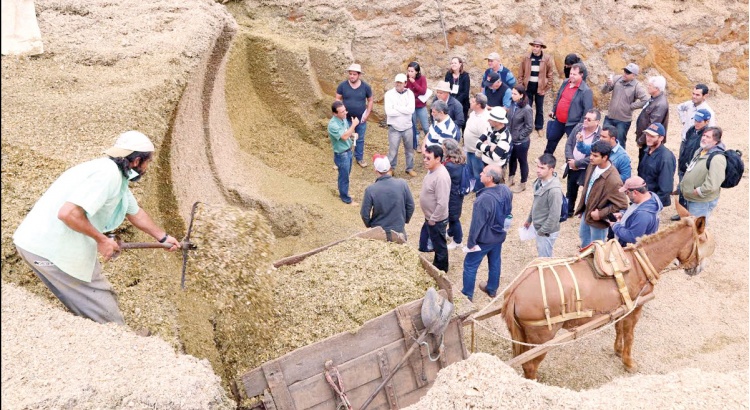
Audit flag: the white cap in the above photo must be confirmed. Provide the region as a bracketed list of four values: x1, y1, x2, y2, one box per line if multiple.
[103, 131, 155, 158]
[434, 81, 452, 93]
[394, 73, 407, 83]
[373, 155, 391, 173]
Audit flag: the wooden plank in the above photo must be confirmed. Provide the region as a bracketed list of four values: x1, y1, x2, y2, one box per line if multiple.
[286, 316, 465, 409]
[272, 227, 387, 268]
[376, 349, 399, 409]
[241, 295, 425, 398]
[261, 361, 296, 410]
[419, 257, 454, 301]
[395, 306, 427, 388]
[506, 293, 655, 367]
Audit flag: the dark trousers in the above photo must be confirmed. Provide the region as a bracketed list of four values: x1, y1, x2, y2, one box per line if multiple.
[544, 120, 575, 156]
[419, 219, 449, 272]
[566, 168, 585, 215]
[603, 117, 633, 149]
[508, 139, 531, 183]
[526, 85, 546, 130]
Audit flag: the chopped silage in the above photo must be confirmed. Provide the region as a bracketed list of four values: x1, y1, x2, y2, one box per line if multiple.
[249, 237, 436, 372]
[186, 203, 436, 392]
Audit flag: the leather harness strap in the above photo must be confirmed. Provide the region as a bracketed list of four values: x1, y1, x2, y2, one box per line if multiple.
[523, 260, 594, 329]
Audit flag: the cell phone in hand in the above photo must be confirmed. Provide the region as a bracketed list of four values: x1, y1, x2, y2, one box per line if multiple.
[606, 213, 618, 222]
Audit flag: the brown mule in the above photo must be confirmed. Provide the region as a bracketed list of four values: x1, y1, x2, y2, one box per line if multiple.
[502, 216, 714, 380]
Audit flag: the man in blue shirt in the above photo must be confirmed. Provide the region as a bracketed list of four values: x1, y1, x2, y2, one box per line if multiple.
[336, 63, 373, 168]
[460, 164, 513, 301]
[577, 125, 631, 182]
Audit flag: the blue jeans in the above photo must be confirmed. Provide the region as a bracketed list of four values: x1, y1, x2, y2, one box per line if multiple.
[354, 122, 367, 162]
[579, 220, 609, 248]
[412, 107, 430, 149]
[333, 149, 353, 203]
[467, 153, 485, 192]
[687, 199, 718, 223]
[603, 117, 632, 149]
[535, 231, 559, 257]
[419, 219, 449, 272]
[387, 126, 415, 171]
[461, 241, 503, 301]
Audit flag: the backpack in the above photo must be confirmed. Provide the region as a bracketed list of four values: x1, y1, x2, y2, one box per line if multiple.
[459, 164, 476, 196]
[559, 191, 569, 223]
[707, 148, 744, 189]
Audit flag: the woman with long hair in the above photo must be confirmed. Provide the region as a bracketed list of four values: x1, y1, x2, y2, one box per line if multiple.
[444, 56, 470, 132]
[442, 138, 467, 250]
[406, 61, 430, 152]
[507, 84, 533, 192]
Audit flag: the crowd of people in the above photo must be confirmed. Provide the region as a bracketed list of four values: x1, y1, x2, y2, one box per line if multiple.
[332, 38, 733, 302]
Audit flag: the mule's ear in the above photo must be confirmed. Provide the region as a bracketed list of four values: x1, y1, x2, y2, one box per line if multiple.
[695, 216, 706, 234]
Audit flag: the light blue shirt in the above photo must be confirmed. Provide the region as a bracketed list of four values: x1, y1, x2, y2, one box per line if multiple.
[13, 158, 140, 282]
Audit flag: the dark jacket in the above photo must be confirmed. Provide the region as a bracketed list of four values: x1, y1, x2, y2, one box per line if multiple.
[678, 126, 705, 174]
[635, 92, 670, 145]
[613, 192, 663, 246]
[637, 144, 676, 206]
[444, 161, 465, 219]
[508, 102, 533, 144]
[430, 95, 466, 130]
[575, 164, 628, 229]
[444, 71, 471, 109]
[360, 175, 415, 235]
[552, 79, 594, 126]
[564, 123, 601, 184]
[466, 184, 512, 248]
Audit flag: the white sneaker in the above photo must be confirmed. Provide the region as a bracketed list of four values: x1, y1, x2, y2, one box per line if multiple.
[447, 242, 461, 250]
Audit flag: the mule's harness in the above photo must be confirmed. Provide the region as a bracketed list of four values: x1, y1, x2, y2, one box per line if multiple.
[521, 240, 662, 329]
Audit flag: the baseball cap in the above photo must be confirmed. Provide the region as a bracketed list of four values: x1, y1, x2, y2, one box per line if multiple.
[482, 72, 500, 88]
[372, 154, 391, 173]
[394, 73, 407, 83]
[644, 123, 666, 137]
[619, 176, 647, 192]
[485, 52, 500, 61]
[694, 109, 712, 122]
[104, 131, 155, 158]
[623, 63, 640, 75]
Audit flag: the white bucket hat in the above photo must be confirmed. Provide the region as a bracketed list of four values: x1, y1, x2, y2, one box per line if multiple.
[104, 131, 155, 158]
[347, 63, 363, 73]
[488, 107, 509, 124]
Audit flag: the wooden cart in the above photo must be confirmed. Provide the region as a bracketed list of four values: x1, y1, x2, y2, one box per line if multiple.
[240, 227, 475, 410]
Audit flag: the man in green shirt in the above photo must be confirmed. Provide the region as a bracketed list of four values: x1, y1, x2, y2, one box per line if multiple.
[328, 100, 360, 205]
[13, 131, 181, 325]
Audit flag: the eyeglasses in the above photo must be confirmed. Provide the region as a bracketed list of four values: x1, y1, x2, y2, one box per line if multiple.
[583, 117, 597, 122]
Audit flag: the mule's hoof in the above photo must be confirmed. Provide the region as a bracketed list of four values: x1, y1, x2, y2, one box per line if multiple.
[614, 350, 622, 358]
[624, 363, 638, 373]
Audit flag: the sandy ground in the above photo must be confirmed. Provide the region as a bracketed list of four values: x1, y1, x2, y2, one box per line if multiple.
[1, 0, 748, 408]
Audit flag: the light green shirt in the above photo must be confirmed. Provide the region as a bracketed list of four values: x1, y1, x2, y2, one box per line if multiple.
[328, 116, 353, 154]
[13, 158, 140, 282]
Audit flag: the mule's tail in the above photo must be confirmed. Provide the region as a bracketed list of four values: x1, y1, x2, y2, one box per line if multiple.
[502, 291, 525, 357]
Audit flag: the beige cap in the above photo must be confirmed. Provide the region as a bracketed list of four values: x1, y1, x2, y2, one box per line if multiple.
[103, 131, 154, 158]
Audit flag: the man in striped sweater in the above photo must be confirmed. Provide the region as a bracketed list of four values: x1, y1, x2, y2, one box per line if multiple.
[422, 100, 459, 151]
